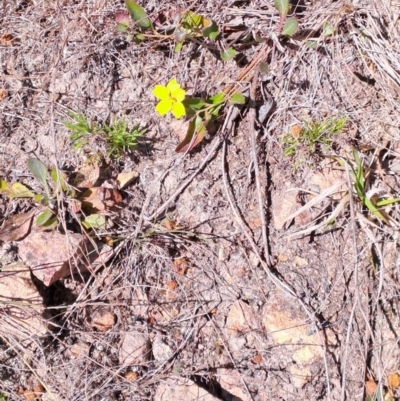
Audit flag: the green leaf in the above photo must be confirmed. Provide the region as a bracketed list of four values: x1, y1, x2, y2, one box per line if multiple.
[125, 0, 153, 30]
[203, 20, 219, 40]
[27, 158, 50, 196]
[0, 180, 35, 198]
[82, 214, 106, 230]
[211, 104, 223, 117]
[305, 40, 318, 48]
[208, 92, 225, 105]
[116, 22, 129, 32]
[195, 115, 207, 136]
[183, 98, 208, 110]
[35, 209, 54, 227]
[259, 62, 269, 74]
[220, 47, 237, 62]
[184, 11, 203, 28]
[0, 179, 9, 193]
[11, 183, 35, 198]
[254, 33, 265, 43]
[323, 21, 335, 37]
[274, 0, 290, 18]
[376, 198, 400, 207]
[34, 193, 45, 203]
[42, 216, 57, 230]
[174, 42, 183, 53]
[282, 18, 298, 36]
[51, 168, 68, 194]
[229, 93, 246, 105]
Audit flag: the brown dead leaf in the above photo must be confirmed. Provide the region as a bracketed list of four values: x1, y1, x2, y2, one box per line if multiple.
[0, 209, 37, 242]
[166, 280, 178, 301]
[163, 219, 181, 230]
[167, 280, 178, 290]
[81, 187, 122, 212]
[365, 380, 378, 396]
[0, 89, 7, 101]
[173, 258, 189, 275]
[22, 385, 44, 401]
[22, 391, 36, 400]
[252, 354, 263, 364]
[125, 371, 139, 382]
[117, 171, 139, 189]
[290, 124, 302, 138]
[0, 33, 17, 46]
[102, 236, 114, 247]
[33, 385, 45, 395]
[388, 373, 400, 389]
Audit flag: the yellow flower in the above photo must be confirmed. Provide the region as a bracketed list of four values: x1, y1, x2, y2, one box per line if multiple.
[152, 78, 186, 119]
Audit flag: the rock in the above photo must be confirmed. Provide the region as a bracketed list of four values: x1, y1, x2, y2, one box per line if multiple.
[294, 256, 308, 266]
[307, 169, 345, 200]
[119, 332, 151, 366]
[91, 306, 115, 332]
[18, 231, 89, 286]
[0, 264, 47, 343]
[218, 368, 251, 401]
[89, 243, 114, 273]
[154, 378, 219, 401]
[262, 292, 336, 388]
[272, 187, 299, 230]
[152, 334, 174, 361]
[225, 300, 259, 337]
[117, 170, 139, 189]
[70, 341, 90, 358]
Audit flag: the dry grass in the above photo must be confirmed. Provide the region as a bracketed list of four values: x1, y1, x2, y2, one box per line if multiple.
[1, 0, 400, 400]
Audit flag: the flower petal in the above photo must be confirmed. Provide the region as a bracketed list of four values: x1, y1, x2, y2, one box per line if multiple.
[172, 88, 186, 102]
[152, 85, 169, 100]
[171, 101, 186, 119]
[155, 99, 172, 116]
[167, 78, 180, 93]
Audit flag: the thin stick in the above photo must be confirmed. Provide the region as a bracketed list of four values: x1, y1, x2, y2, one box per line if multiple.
[248, 66, 272, 267]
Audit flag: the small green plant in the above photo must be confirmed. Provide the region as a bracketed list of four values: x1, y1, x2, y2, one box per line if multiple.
[102, 119, 146, 159]
[64, 112, 146, 160]
[339, 151, 400, 224]
[119, 1, 220, 55]
[274, 0, 298, 36]
[63, 111, 97, 150]
[27, 159, 75, 229]
[0, 159, 115, 232]
[281, 116, 347, 157]
[0, 159, 74, 229]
